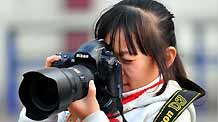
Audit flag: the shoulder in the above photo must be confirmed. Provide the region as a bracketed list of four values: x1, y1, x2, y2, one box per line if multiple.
[165, 80, 197, 122]
[176, 104, 196, 122]
[142, 98, 196, 122]
[153, 80, 197, 122]
[143, 80, 196, 122]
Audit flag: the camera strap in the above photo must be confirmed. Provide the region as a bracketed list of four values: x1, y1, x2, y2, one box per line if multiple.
[153, 89, 202, 122]
[117, 98, 128, 122]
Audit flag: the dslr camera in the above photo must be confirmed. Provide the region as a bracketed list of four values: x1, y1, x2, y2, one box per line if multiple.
[19, 39, 123, 121]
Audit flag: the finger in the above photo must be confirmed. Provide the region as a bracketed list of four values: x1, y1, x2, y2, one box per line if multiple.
[87, 80, 96, 98]
[45, 55, 61, 68]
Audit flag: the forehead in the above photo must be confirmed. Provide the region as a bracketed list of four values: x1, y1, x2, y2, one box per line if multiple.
[105, 29, 126, 46]
[105, 29, 139, 55]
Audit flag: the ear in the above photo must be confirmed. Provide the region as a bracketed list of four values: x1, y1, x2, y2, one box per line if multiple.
[165, 46, 177, 67]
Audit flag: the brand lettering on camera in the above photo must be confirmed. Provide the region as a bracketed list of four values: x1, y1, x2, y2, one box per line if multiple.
[72, 68, 81, 74]
[76, 54, 89, 58]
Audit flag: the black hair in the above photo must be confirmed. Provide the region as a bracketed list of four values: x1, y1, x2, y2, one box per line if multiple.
[94, 0, 187, 95]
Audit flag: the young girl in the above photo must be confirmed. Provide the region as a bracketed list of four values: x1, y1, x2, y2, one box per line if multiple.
[18, 0, 204, 122]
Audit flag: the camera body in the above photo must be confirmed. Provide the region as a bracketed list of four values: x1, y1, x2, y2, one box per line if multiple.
[53, 40, 123, 113]
[19, 39, 123, 120]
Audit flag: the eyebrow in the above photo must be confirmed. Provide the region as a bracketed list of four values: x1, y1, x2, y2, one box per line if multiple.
[119, 50, 137, 60]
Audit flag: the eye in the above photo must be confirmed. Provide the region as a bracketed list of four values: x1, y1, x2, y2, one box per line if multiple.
[124, 59, 133, 63]
[119, 58, 133, 64]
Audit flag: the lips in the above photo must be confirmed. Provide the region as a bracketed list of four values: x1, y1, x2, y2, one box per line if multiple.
[123, 82, 129, 86]
[123, 83, 130, 88]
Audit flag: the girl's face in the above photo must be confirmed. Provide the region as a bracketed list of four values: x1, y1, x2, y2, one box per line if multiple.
[105, 29, 159, 92]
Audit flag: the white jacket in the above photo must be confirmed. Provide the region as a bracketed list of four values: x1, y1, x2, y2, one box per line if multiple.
[18, 77, 196, 122]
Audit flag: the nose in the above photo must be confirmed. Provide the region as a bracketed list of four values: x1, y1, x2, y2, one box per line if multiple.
[120, 63, 124, 76]
[122, 69, 124, 76]
[121, 65, 127, 82]
[118, 61, 126, 82]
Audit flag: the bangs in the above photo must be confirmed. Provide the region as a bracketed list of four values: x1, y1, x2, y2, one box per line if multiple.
[95, 5, 160, 56]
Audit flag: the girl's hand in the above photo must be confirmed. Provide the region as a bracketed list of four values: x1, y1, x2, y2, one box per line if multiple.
[45, 55, 61, 68]
[68, 80, 100, 120]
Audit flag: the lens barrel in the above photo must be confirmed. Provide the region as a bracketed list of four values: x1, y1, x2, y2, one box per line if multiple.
[19, 65, 94, 120]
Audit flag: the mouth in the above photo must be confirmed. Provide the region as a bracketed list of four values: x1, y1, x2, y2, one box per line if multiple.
[123, 83, 129, 86]
[123, 82, 128, 85]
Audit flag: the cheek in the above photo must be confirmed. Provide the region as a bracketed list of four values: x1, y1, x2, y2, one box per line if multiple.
[122, 60, 158, 82]
[122, 63, 143, 80]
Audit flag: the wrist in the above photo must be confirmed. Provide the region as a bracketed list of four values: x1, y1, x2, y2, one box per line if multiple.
[83, 111, 109, 122]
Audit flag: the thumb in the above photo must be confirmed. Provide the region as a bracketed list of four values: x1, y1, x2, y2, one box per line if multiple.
[87, 80, 96, 98]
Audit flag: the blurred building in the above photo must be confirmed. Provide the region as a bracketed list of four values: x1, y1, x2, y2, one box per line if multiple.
[0, 0, 217, 121]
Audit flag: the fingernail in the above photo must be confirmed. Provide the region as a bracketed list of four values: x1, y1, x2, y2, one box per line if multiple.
[89, 80, 94, 86]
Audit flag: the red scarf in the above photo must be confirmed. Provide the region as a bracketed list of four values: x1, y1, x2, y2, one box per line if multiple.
[122, 79, 164, 104]
[107, 79, 164, 122]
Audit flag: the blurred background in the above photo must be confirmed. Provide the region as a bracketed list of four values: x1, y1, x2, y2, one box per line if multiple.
[0, 0, 217, 122]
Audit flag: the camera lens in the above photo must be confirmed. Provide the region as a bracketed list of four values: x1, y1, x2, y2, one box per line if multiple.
[30, 78, 58, 111]
[19, 66, 94, 120]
